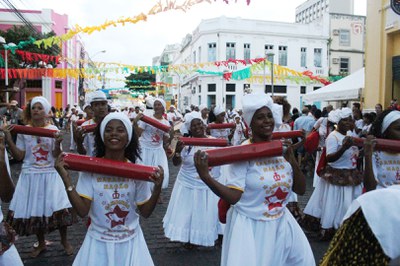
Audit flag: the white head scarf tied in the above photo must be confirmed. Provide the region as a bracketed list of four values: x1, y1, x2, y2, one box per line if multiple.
[382, 111, 400, 134]
[89, 90, 107, 104]
[328, 108, 352, 124]
[199, 104, 208, 112]
[213, 106, 225, 116]
[242, 93, 282, 129]
[153, 98, 166, 110]
[100, 112, 133, 147]
[31, 96, 51, 115]
[184, 111, 202, 131]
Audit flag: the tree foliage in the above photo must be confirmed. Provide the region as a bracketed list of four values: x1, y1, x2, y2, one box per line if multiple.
[0, 25, 60, 68]
[125, 72, 156, 93]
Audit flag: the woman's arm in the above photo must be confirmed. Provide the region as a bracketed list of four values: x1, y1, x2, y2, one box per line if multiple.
[172, 141, 184, 166]
[363, 135, 377, 192]
[194, 150, 242, 205]
[284, 143, 306, 195]
[52, 132, 63, 158]
[133, 113, 144, 138]
[137, 167, 164, 218]
[54, 154, 91, 217]
[2, 124, 25, 161]
[326, 135, 352, 163]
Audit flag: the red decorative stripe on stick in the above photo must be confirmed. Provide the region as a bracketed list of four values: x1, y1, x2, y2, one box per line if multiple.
[63, 153, 157, 181]
[207, 140, 283, 167]
[11, 125, 58, 138]
[140, 115, 171, 133]
[352, 138, 400, 153]
[207, 123, 236, 130]
[179, 137, 229, 147]
[271, 130, 303, 140]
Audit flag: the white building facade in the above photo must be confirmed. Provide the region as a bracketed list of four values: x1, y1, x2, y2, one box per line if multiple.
[170, 16, 329, 111]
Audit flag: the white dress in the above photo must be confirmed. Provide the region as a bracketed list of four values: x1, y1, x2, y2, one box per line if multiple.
[82, 118, 97, 157]
[69, 114, 78, 150]
[8, 125, 73, 234]
[0, 150, 23, 266]
[138, 117, 170, 189]
[221, 140, 315, 266]
[232, 122, 247, 146]
[372, 151, 400, 189]
[74, 171, 153, 266]
[318, 131, 362, 230]
[163, 144, 221, 246]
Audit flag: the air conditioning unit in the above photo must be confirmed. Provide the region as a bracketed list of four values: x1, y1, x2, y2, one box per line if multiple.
[333, 29, 339, 36]
[332, 58, 340, 64]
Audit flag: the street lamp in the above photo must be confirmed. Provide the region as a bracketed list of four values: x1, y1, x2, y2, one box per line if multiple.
[0, 36, 17, 103]
[266, 52, 275, 97]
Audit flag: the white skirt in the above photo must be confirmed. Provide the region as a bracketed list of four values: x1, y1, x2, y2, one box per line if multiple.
[303, 180, 324, 219]
[222, 207, 315, 266]
[73, 227, 153, 266]
[0, 245, 23, 266]
[9, 169, 72, 218]
[312, 150, 322, 187]
[163, 179, 219, 246]
[318, 178, 362, 230]
[140, 145, 169, 189]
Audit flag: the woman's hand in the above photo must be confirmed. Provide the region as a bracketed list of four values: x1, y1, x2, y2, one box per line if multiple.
[341, 136, 354, 150]
[0, 133, 6, 163]
[363, 135, 376, 156]
[194, 150, 211, 180]
[149, 166, 164, 190]
[175, 140, 184, 153]
[1, 123, 14, 144]
[54, 153, 71, 183]
[133, 113, 144, 124]
[283, 140, 296, 164]
[54, 131, 64, 145]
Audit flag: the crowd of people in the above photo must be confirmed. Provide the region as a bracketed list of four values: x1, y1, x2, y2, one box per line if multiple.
[0, 92, 399, 265]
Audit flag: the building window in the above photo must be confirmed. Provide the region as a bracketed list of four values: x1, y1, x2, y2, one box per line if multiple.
[26, 79, 42, 88]
[313, 86, 321, 91]
[301, 47, 307, 67]
[226, 84, 235, 92]
[314, 48, 322, 67]
[208, 43, 216, 62]
[226, 42, 236, 60]
[339, 58, 350, 74]
[193, 51, 196, 63]
[244, 43, 251, 61]
[198, 46, 201, 62]
[208, 84, 216, 92]
[199, 85, 201, 93]
[278, 46, 288, 66]
[339, 29, 350, 46]
[265, 85, 287, 94]
[300, 86, 306, 94]
[55, 80, 63, 89]
[198, 95, 201, 105]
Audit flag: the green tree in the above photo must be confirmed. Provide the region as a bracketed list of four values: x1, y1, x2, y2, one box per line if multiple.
[125, 72, 156, 94]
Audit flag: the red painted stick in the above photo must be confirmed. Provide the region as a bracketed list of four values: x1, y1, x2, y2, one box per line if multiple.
[11, 125, 58, 138]
[271, 130, 303, 140]
[179, 137, 229, 147]
[63, 153, 157, 182]
[76, 119, 86, 126]
[81, 123, 97, 133]
[207, 123, 236, 130]
[207, 140, 283, 167]
[352, 137, 400, 153]
[140, 115, 171, 133]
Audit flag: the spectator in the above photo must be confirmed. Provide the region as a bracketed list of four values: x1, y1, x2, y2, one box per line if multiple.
[375, 103, 383, 117]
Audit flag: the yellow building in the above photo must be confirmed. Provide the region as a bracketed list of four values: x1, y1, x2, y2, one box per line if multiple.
[364, 0, 400, 110]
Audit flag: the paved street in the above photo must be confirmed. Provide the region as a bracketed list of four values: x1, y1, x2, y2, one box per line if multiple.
[3, 131, 329, 266]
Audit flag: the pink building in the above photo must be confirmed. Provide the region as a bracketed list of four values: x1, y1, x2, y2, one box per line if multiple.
[0, 8, 81, 109]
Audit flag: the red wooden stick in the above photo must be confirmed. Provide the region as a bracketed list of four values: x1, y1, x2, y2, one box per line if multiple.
[271, 130, 303, 139]
[81, 123, 97, 133]
[352, 137, 400, 153]
[207, 140, 283, 166]
[76, 119, 86, 126]
[140, 115, 171, 133]
[63, 153, 157, 182]
[11, 125, 58, 138]
[179, 137, 229, 147]
[207, 123, 236, 130]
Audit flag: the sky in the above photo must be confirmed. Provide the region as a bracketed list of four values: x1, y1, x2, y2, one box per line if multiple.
[4, 0, 366, 88]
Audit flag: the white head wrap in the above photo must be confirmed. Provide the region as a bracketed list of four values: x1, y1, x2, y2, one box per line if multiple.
[100, 112, 133, 147]
[145, 96, 155, 108]
[242, 93, 282, 129]
[89, 90, 107, 104]
[382, 111, 400, 134]
[199, 104, 208, 112]
[31, 96, 51, 115]
[153, 98, 166, 110]
[213, 106, 225, 116]
[328, 108, 352, 124]
[184, 111, 202, 131]
[82, 103, 91, 111]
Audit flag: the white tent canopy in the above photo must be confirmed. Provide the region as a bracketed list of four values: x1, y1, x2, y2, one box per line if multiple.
[303, 67, 364, 102]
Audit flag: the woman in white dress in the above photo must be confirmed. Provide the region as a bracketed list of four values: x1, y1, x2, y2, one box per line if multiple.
[315, 108, 362, 240]
[3, 97, 74, 257]
[134, 98, 170, 191]
[163, 112, 220, 248]
[194, 93, 315, 266]
[364, 109, 400, 191]
[55, 112, 164, 266]
[0, 132, 23, 265]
